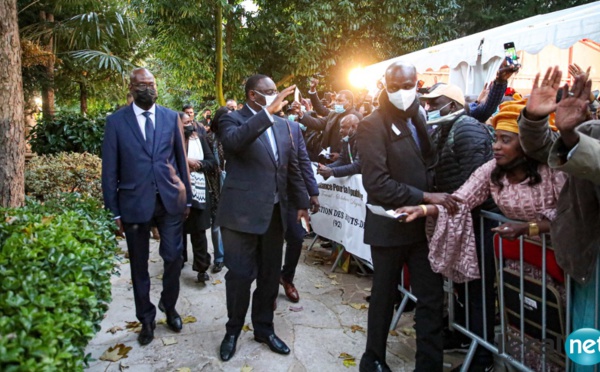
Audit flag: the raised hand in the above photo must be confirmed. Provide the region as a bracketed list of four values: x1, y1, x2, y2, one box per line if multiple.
[525, 66, 562, 119]
[555, 73, 592, 148]
[496, 59, 520, 82]
[267, 85, 296, 115]
[309, 78, 319, 93]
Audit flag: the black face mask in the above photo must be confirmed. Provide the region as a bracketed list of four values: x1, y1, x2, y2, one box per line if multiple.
[133, 88, 157, 107]
[183, 124, 195, 138]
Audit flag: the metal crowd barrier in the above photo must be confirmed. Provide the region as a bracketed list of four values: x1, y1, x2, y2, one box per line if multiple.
[389, 210, 600, 372]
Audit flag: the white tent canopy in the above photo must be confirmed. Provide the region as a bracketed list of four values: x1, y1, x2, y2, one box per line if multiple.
[363, 1, 600, 95]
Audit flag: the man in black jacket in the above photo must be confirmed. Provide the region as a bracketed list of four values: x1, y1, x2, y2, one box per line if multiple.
[297, 90, 362, 162]
[357, 61, 457, 372]
[317, 114, 360, 179]
[421, 84, 495, 370]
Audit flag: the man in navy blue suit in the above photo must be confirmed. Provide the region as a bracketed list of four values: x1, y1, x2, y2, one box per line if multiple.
[102, 68, 192, 346]
[280, 119, 320, 303]
[216, 75, 310, 361]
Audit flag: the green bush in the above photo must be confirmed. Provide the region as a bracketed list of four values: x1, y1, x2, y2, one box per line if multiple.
[0, 193, 119, 371]
[25, 152, 102, 204]
[28, 112, 106, 157]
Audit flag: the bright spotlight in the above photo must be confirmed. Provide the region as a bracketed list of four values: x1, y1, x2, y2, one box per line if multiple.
[349, 67, 365, 88]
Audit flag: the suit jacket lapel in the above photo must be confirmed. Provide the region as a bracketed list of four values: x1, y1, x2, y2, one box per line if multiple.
[153, 105, 166, 155]
[272, 117, 289, 164]
[259, 129, 277, 165]
[124, 105, 151, 156]
[240, 105, 277, 165]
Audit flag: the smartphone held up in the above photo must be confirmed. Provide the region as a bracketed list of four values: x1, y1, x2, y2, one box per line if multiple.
[504, 42, 520, 67]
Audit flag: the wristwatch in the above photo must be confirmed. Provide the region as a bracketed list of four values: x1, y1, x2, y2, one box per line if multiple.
[528, 222, 539, 237]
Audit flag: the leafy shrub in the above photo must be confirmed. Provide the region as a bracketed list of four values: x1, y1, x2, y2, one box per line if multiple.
[25, 152, 102, 203]
[0, 193, 119, 371]
[28, 112, 106, 157]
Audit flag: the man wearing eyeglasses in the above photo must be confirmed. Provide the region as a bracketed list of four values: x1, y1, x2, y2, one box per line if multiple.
[215, 74, 310, 361]
[102, 68, 192, 346]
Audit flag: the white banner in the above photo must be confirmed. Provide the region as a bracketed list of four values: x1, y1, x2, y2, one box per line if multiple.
[311, 166, 372, 263]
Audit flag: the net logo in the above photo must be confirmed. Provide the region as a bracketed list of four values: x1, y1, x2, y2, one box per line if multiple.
[566, 328, 600, 365]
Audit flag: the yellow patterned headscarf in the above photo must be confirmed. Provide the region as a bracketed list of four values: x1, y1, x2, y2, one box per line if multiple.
[491, 93, 557, 133]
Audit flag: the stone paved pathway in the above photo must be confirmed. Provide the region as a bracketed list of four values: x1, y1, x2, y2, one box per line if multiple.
[85, 236, 464, 372]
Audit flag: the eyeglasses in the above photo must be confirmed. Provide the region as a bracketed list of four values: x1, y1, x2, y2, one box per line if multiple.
[254, 89, 278, 96]
[132, 83, 156, 90]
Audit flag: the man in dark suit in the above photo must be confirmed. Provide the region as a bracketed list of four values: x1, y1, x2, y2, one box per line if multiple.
[280, 119, 320, 303]
[356, 61, 457, 372]
[317, 114, 361, 179]
[102, 68, 192, 346]
[216, 75, 310, 361]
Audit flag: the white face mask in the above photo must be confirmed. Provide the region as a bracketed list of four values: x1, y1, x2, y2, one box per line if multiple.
[387, 86, 417, 111]
[254, 90, 277, 108]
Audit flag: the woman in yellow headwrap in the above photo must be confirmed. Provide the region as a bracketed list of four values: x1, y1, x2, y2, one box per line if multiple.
[395, 98, 567, 370]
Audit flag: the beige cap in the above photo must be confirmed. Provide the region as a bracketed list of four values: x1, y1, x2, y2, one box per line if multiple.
[421, 84, 465, 107]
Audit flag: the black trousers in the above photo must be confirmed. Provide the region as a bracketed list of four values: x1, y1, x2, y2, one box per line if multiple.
[183, 208, 211, 274]
[222, 204, 284, 337]
[123, 195, 184, 324]
[281, 207, 305, 283]
[366, 242, 444, 372]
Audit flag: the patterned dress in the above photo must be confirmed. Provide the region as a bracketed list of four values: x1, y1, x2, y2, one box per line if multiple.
[428, 159, 566, 282]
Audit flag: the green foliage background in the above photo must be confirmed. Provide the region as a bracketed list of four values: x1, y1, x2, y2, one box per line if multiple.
[0, 194, 119, 371]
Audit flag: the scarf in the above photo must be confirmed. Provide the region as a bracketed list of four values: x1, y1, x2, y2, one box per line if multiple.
[188, 136, 207, 209]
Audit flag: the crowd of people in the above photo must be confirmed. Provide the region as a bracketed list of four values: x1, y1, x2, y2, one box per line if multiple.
[101, 58, 600, 371]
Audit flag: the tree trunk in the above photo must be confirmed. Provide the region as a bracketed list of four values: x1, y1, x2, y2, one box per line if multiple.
[0, 0, 26, 207]
[79, 82, 88, 115]
[40, 11, 55, 118]
[214, 2, 225, 106]
[225, 0, 234, 56]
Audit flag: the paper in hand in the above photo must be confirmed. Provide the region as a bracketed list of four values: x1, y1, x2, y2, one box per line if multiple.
[294, 87, 300, 103]
[366, 204, 408, 220]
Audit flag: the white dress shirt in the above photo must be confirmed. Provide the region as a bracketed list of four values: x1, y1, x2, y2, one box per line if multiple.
[132, 103, 156, 140]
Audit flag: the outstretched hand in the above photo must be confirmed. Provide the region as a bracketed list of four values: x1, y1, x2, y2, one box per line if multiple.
[525, 66, 562, 120]
[555, 73, 592, 148]
[395, 206, 426, 223]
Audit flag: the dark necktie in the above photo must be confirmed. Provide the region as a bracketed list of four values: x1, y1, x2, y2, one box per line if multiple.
[142, 111, 154, 153]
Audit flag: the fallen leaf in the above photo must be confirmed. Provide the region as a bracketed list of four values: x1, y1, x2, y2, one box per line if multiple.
[314, 283, 324, 289]
[364, 287, 372, 292]
[339, 352, 354, 359]
[312, 261, 323, 266]
[343, 358, 357, 368]
[389, 330, 399, 336]
[327, 274, 337, 279]
[107, 326, 123, 334]
[125, 321, 142, 333]
[400, 327, 416, 338]
[289, 306, 304, 312]
[349, 303, 368, 310]
[99, 344, 132, 362]
[242, 324, 253, 332]
[121, 259, 130, 264]
[182, 315, 197, 324]
[156, 274, 163, 280]
[162, 337, 178, 346]
[341, 301, 348, 305]
[157, 318, 166, 325]
[119, 362, 129, 371]
[331, 280, 340, 285]
[350, 325, 365, 333]
[212, 279, 222, 285]
[150, 258, 158, 263]
[176, 368, 191, 372]
[241, 364, 253, 372]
